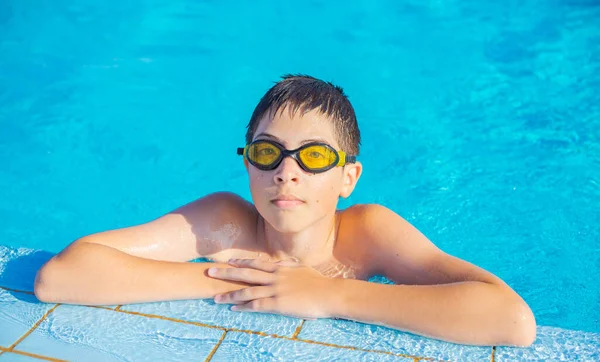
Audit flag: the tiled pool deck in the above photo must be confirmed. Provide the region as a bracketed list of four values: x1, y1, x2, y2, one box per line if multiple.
[1, 246, 598, 361]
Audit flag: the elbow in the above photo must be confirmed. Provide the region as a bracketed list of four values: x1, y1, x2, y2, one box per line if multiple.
[505, 299, 537, 347]
[34, 239, 93, 303]
[34, 259, 63, 303]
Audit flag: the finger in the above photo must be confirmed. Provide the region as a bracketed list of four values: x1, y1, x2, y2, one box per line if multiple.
[207, 267, 275, 284]
[276, 259, 300, 267]
[230, 297, 276, 313]
[228, 258, 279, 272]
[214, 286, 274, 304]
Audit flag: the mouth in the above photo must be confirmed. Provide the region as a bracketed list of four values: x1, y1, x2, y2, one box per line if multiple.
[270, 195, 305, 209]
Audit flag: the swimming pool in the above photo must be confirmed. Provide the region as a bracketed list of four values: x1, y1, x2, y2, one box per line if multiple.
[1, 0, 599, 360]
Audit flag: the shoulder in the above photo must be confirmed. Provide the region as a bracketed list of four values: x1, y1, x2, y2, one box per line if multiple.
[340, 203, 419, 248]
[340, 204, 506, 288]
[336, 204, 406, 272]
[170, 192, 259, 255]
[175, 191, 257, 220]
[338, 203, 434, 276]
[340, 203, 405, 236]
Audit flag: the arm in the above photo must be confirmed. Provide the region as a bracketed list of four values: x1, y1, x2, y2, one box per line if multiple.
[202, 205, 536, 346]
[34, 192, 256, 305]
[328, 204, 536, 346]
[329, 276, 534, 346]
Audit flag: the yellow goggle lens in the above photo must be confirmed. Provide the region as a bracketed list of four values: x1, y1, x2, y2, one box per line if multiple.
[298, 145, 338, 169]
[248, 142, 280, 165]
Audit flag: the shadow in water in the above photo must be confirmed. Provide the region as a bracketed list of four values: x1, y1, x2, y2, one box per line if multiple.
[1, 250, 55, 303]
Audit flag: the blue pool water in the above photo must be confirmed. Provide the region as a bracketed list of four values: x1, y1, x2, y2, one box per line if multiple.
[1, 0, 599, 338]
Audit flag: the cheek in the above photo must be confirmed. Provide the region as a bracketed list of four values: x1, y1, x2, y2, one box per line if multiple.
[248, 167, 268, 182]
[310, 175, 341, 205]
[249, 171, 268, 193]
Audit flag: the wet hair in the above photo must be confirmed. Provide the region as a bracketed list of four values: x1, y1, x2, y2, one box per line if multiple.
[245, 74, 361, 155]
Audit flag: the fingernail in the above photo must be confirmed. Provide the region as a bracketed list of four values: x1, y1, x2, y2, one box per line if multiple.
[231, 306, 238, 311]
[228, 259, 237, 264]
[214, 294, 221, 302]
[208, 268, 216, 276]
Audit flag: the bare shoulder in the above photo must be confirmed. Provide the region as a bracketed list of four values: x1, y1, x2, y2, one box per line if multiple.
[172, 191, 256, 227]
[340, 203, 508, 288]
[336, 204, 399, 276]
[338, 203, 408, 252]
[340, 203, 406, 238]
[168, 191, 259, 256]
[340, 203, 435, 262]
[80, 191, 258, 262]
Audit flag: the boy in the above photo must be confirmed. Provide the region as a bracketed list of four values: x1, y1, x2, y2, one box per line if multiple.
[34, 74, 536, 347]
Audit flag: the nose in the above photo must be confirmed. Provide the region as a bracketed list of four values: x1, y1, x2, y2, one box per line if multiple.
[273, 156, 301, 184]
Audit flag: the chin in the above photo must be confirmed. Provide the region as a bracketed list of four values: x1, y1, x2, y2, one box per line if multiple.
[261, 209, 308, 233]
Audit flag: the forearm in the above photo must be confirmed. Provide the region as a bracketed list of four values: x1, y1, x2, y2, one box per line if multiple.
[329, 279, 536, 346]
[34, 242, 247, 305]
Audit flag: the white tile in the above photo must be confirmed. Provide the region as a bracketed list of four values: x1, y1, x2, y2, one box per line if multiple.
[496, 326, 600, 361]
[121, 298, 300, 337]
[0, 289, 54, 348]
[17, 305, 223, 362]
[298, 318, 492, 361]
[210, 332, 409, 362]
[0, 352, 44, 362]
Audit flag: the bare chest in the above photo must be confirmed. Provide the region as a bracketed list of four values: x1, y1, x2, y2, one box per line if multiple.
[207, 247, 371, 280]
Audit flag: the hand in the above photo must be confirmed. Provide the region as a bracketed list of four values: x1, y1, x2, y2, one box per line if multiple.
[207, 258, 337, 320]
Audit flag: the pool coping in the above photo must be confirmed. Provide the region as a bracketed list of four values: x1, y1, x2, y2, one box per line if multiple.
[2, 245, 599, 362]
[0, 285, 458, 362]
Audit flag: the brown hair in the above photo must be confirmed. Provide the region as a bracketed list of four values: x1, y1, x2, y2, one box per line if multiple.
[245, 74, 361, 155]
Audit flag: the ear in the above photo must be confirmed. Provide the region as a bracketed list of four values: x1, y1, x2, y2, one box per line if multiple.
[340, 161, 362, 198]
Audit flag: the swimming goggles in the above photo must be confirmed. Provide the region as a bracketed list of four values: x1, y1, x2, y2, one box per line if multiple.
[237, 140, 356, 173]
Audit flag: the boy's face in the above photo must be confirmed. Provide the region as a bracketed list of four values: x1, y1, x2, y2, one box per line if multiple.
[246, 106, 362, 233]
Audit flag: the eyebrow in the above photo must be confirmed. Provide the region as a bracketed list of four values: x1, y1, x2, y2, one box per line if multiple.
[254, 132, 328, 145]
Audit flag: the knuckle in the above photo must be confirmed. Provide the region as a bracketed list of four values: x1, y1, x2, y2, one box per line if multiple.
[251, 299, 263, 310]
[224, 268, 236, 277]
[230, 290, 242, 300]
[249, 259, 260, 267]
[240, 288, 252, 299]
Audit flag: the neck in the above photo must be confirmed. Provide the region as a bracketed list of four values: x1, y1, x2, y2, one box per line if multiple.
[260, 212, 338, 266]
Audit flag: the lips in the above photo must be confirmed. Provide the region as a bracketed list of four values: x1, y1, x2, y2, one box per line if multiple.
[270, 194, 305, 209]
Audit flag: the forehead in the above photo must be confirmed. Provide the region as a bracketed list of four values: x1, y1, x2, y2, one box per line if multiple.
[253, 106, 339, 147]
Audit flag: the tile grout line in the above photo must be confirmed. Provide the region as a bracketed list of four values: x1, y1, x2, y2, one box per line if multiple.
[0, 286, 437, 362]
[107, 306, 436, 361]
[291, 319, 305, 339]
[204, 330, 228, 362]
[6, 348, 69, 362]
[490, 346, 496, 362]
[226, 330, 436, 361]
[106, 307, 228, 331]
[0, 286, 35, 295]
[8, 304, 61, 351]
[0, 291, 78, 361]
[88, 305, 118, 311]
[291, 336, 437, 361]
